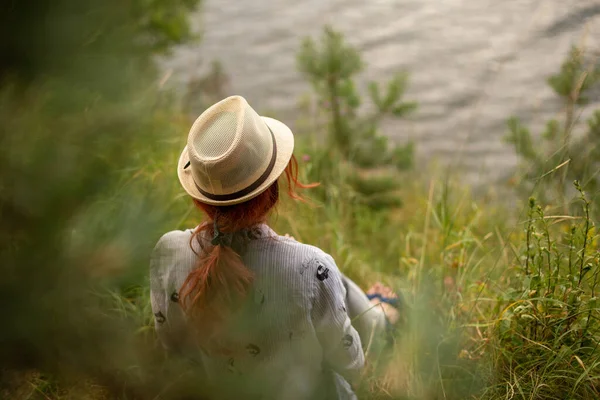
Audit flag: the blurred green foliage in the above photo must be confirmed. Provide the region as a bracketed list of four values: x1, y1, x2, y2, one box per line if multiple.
[505, 46, 600, 216]
[0, 0, 204, 398]
[2, 3, 600, 398]
[0, 0, 200, 81]
[487, 186, 600, 399]
[133, 0, 202, 52]
[297, 26, 416, 210]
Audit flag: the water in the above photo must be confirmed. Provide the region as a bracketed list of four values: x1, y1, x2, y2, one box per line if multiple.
[164, 0, 600, 184]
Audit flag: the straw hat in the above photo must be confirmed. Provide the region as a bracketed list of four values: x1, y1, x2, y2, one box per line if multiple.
[177, 95, 294, 206]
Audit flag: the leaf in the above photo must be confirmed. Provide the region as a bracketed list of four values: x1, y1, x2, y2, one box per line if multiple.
[391, 101, 418, 117]
[547, 46, 585, 99]
[297, 37, 321, 79]
[530, 275, 541, 289]
[587, 110, 600, 138]
[580, 264, 593, 280]
[505, 117, 537, 161]
[362, 192, 403, 210]
[340, 80, 360, 109]
[347, 173, 399, 196]
[542, 119, 560, 141]
[382, 73, 409, 110]
[368, 81, 382, 108]
[392, 141, 414, 170]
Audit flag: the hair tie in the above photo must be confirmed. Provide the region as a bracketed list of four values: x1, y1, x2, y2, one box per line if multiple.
[211, 215, 226, 246]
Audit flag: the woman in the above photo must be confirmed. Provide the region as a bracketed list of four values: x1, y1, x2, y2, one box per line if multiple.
[150, 96, 399, 400]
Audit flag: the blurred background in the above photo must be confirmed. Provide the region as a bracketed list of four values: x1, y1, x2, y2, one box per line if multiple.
[2, 0, 600, 399]
[163, 0, 600, 186]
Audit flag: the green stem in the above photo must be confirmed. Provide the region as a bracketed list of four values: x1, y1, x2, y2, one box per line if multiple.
[578, 201, 590, 287]
[578, 193, 592, 348]
[582, 259, 600, 347]
[525, 202, 534, 276]
[540, 210, 553, 294]
[327, 76, 345, 158]
[568, 226, 574, 281]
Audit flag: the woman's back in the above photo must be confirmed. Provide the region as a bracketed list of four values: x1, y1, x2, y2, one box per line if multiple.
[150, 224, 364, 399]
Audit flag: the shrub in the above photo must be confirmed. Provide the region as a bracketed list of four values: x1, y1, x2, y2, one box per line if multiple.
[505, 45, 600, 215]
[487, 182, 600, 399]
[297, 26, 417, 210]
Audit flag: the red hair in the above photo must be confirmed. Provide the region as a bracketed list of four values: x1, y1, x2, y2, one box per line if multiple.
[179, 155, 317, 348]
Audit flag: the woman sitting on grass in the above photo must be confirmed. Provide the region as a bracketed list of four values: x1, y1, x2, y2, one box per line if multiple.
[150, 96, 400, 400]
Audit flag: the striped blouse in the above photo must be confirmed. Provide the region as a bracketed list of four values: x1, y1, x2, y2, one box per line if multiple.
[150, 223, 364, 399]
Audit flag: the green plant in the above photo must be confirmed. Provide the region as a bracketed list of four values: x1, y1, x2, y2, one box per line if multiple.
[133, 0, 202, 53]
[7, 7, 600, 400]
[505, 45, 600, 214]
[487, 182, 600, 399]
[297, 26, 417, 210]
[0, 0, 202, 84]
[0, 1, 203, 398]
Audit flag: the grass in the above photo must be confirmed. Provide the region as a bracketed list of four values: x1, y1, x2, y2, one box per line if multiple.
[483, 189, 600, 400]
[3, 103, 599, 399]
[12, 155, 600, 399]
[2, 26, 600, 398]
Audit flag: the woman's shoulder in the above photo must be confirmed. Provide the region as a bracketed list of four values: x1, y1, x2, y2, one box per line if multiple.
[154, 228, 194, 250]
[149, 229, 197, 279]
[269, 232, 338, 270]
[156, 229, 194, 246]
[270, 237, 345, 291]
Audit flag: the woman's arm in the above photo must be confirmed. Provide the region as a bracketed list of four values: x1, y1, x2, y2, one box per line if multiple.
[311, 254, 365, 383]
[149, 232, 189, 353]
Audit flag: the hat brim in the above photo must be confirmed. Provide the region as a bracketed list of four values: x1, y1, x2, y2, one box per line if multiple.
[177, 116, 295, 206]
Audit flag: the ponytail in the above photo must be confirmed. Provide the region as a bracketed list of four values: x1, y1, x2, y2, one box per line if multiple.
[179, 155, 317, 346]
[180, 237, 253, 343]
